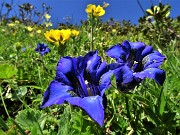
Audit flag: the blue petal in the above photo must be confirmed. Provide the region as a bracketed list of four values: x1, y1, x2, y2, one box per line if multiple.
[108, 63, 124, 70]
[115, 65, 133, 84]
[55, 71, 72, 86]
[106, 41, 130, 62]
[129, 41, 146, 61]
[85, 51, 101, 83]
[41, 80, 73, 108]
[100, 70, 114, 96]
[56, 57, 75, 75]
[143, 51, 166, 69]
[66, 96, 105, 127]
[133, 68, 166, 85]
[45, 48, 50, 53]
[84, 50, 98, 60]
[106, 44, 122, 58]
[77, 56, 85, 74]
[56, 57, 88, 97]
[96, 61, 108, 84]
[139, 46, 153, 61]
[76, 74, 88, 97]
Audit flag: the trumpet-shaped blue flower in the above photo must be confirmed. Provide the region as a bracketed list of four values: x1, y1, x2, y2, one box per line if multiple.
[41, 51, 113, 126]
[35, 43, 50, 56]
[106, 40, 166, 92]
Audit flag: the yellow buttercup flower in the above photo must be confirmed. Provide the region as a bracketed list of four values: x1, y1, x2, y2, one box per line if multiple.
[112, 29, 116, 33]
[71, 30, 79, 37]
[93, 5, 105, 17]
[45, 22, 53, 27]
[26, 26, 33, 32]
[86, 4, 105, 17]
[36, 29, 41, 34]
[59, 29, 72, 44]
[15, 20, 20, 24]
[44, 29, 72, 45]
[8, 23, 15, 27]
[44, 13, 51, 20]
[44, 29, 61, 45]
[86, 4, 96, 15]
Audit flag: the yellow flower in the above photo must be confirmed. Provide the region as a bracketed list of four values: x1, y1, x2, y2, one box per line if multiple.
[36, 29, 41, 34]
[45, 22, 52, 27]
[146, 5, 170, 18]
[112, 29, 116, 33]
[44, 13, 51, 20]
[8, 23, 15, 27]
[146, 6, 160, 16]
[165, 11, 170, 18]
[44, 29, 61, 45]
[71, 30, 79, 37]
[154, 6, 160, 14]
[26, 26, 33, 32]
[44, 29, 72, 45]
[86, 4, 105, 17]
[86, 4, 96, 15]
[15, 20, 20, 24]
[94, 5, 105, 16]
[59, 29, 72, 44]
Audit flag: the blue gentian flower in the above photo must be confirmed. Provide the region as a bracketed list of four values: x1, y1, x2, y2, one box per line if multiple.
[35, 43, 50, 56]
[106, 40, 166, 92]
[41, 51, 113, 126]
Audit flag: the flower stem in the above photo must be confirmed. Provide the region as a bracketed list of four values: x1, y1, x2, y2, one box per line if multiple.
[125, 95, 131, 121]
[0, 86, 10, 118]
[90, 17, 94, 51]
[58, 44, 65, 56]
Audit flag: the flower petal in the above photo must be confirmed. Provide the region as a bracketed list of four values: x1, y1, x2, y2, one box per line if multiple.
[100, 70, 114, 96]
[106, 41, 130, 62]
[55, 71, 72, 86]
[56, 56, 88, 97]
[140, 45, 153, 61]
[84, 51, 101, 83]
[143, 51, 166, 69]
[77, 56, 85, 74]
[66, 96, 104, 127]
[56, 57, 75, 75]
[133, 68, 166, 85]
[41, 80, 73, 108]
[96, 61, 108, 84]
[129, 41, 146, 61]
[114, 65, 133, 84]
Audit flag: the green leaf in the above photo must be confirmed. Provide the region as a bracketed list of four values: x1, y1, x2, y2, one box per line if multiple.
[10, 118, 26, 135]
[0, 117, 9, 131]
[0, 129, 6, 135]
[142, 119, 156, 133]
[58, 106, 71, 135]
[11, 86, 28, 100]
[71, 110, 83, 134]
[0, 63, 18, 79]
[145, 108, 161, 126]
[159, 91, 166, 115]
[15, 108, 46, 134]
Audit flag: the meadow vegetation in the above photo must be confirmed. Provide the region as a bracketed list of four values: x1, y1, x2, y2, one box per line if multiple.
[0, 1, 179, 135]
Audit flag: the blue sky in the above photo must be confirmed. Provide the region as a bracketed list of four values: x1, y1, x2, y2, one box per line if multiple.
[1, 0, 180, 27]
